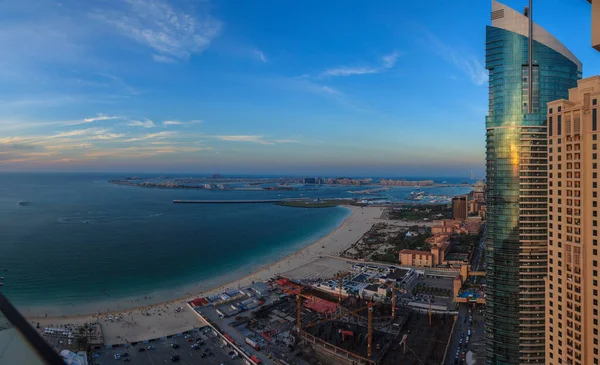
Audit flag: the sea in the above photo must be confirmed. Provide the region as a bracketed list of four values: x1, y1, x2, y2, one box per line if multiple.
[0, 173, 473, 315]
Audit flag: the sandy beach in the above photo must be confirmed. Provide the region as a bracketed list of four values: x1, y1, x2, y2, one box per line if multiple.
[29, 205, 383, 345]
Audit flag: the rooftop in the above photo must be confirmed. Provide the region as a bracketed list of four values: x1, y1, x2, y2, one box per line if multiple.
[399, 249, 433, 256]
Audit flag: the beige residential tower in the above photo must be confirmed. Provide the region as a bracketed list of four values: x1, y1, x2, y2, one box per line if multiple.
[546, 76, 600, 365]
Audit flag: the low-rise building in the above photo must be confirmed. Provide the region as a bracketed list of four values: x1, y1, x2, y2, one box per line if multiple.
[399, 249, 434, 267]
[431, 219, 466, 235]
[425, 234, 450, 247]
[360, 283, 381, 299]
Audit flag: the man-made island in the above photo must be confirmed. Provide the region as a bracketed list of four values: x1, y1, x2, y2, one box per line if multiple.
[108, 175, 452, 191]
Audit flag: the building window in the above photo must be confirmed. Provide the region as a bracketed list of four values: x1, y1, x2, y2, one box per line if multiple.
[595, 109, 598, 131]
[558, 115, 562, 135]
[595, 99, 598, 106]
[549, 116, 553, 136]
[559, 106, 562, 112]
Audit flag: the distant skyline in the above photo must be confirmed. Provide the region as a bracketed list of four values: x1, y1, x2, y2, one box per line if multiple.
[0, 0, 597, 176]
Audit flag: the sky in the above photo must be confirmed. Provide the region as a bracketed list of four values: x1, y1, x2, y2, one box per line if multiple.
[0, 0, 598, 177]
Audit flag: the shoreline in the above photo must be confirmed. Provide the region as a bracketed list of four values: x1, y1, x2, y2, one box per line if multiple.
[27, 205, 383, 345]
[27, 206, 355, 319]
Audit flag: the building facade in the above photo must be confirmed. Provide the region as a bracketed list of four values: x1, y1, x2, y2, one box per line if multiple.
[485, 1, 582, 363]
[588, 0, 600, 51]
[452, 195, 468, 220]
[546, 77, 600, 365]
[399, 249, 434, 267]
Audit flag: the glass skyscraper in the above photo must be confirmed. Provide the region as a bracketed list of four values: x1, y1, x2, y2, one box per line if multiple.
[485, 1, 581, 363]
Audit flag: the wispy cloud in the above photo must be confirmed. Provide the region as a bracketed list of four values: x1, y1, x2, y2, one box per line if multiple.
[123, 131, 174, 142]
[215, 135, 273, 145]
[254, 50, 268, 63]
[53, 129, 97, 138]
[93, 0, 222, 62]
[265, 76, 344, 98]
[419, 27, 487, 85]
[322, 67, 380, 77]
[64, 113, 120, 126]
[163, 120, 203, 126]
[83, 114, 120, 123]
[320, 51, 401, 77]
[92, 132, 125, 140]
[82, 146, 210, 160]
[272, 139, 298, 144]
[381, 51, 400, 68]
[152, 54, 176, 64]
[213, 135, 298, 145]
[128, 119, 156, 128]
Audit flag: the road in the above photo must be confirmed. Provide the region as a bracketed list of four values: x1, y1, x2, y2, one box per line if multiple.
[444, 303, 485, 364]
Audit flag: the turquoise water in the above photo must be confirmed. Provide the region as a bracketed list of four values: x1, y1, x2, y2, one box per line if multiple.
[0, 173, 352, 313]
[0, 173, 471, 315]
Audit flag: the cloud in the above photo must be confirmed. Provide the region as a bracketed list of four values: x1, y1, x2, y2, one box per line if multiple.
[65, 113, 120, 125]
[264, 76, 344, 98]
[53, 129, 96, 138]
[215, 135, 273, 145]
[83, 146, 210, 159]
[44, 143, 93, 151]
[152, 54, 176, 64]
[381, 51, 400, 68]
[128, 119, 156, 128]
[254, 50, 268, 63]
[123, 131, 174, 142]
[272, 139, 298, 144]
[93, 0, 222, 62]
[419, 27, 487, 85]
[213, 135, 299, 145]
[320, 51, 401, 77]
[84, 114, 119, 123]
[92, 133, 125, 140]
[163, 120, 203, 126]
[322, 67, 380, 77]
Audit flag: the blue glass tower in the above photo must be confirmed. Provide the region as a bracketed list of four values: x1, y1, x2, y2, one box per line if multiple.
[485, 1, 581, 363]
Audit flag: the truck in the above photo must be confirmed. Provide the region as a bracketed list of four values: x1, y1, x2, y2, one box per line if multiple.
[245, 337, 260, 351]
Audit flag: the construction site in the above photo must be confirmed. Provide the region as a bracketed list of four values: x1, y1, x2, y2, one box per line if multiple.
[189, 260, 459, 365]
[262, 277, 455, 365]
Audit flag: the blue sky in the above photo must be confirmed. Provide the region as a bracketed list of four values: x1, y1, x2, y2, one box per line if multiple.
[0, 0, 597, 177]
